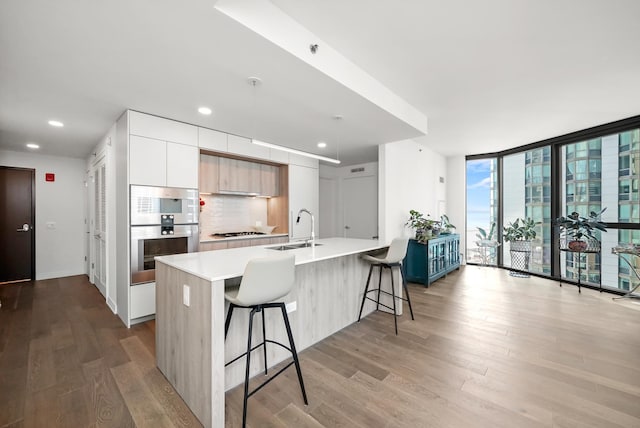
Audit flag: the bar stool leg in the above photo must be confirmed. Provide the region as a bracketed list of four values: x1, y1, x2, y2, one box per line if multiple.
[399, 265, 414, 320]
[389, 265, 398, 335]
[224, 303, 235, 340]
[242, 307, 257, 428]
[280, 303, 308, 405]
[357, 264, 374, 322]
[376, 265, 383, 310]
[261, 308, 268, 375]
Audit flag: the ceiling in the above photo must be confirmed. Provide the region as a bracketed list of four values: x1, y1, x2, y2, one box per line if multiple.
[2, 1, 640, 166]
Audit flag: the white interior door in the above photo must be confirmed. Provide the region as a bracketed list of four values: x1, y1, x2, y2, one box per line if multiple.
[91, 157, 107, 297]
[343, 175, 378, 239]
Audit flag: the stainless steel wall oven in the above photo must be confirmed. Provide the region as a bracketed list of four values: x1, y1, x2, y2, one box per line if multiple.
[130, 185, 198, 285]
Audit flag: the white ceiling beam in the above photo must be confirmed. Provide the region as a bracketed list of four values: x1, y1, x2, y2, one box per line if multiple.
[214, 0, 429, 136]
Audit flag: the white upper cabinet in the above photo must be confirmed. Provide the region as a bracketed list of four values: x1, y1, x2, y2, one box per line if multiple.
[129, 111, 197, 146]
[167, 143, 199, 188]
[129, 135, 198, 189]
[227, 134, 270, 159]
[199, 127, 228, 152]
[129, 135, 167, 186]
[269, 149, 289, 164]
[289, 153, 319, 168]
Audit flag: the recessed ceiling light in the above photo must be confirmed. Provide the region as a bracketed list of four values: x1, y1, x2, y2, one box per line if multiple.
[48, 120, 64, 127]
[198, 107, 212, 115]
[317, 142, 327, 148]
[26, 143, 40, 149]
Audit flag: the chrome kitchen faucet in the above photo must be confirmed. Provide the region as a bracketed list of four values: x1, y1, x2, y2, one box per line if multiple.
[296, 208, 315, 246]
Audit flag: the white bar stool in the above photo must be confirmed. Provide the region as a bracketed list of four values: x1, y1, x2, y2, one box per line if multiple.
[357, 237, 415, 334]
[224, 253, 308, 427]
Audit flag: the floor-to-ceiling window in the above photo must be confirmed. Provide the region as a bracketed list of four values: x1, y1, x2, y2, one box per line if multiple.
[466, 158, 498, 265]
[465, 116, 640, 294]
[501, 147, 551, 274]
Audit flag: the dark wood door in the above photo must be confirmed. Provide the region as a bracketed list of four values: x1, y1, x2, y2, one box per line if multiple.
[0, 167, 35, 283]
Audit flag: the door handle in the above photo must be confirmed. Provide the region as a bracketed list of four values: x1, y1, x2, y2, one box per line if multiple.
[16, 223, 30, 232]
[344, 225, 351, 230]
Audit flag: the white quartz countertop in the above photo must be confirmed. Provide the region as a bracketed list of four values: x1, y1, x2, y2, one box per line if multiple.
[156, 237, 386, 282]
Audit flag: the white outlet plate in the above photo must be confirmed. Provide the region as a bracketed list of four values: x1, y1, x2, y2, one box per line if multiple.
[286, 301, 296, 313]
[183, 284, 190, 307]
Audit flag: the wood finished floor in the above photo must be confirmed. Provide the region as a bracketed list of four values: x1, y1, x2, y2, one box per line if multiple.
[1, 267, 640, 427]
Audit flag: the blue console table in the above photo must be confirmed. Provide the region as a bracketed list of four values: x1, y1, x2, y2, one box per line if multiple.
[403, 234, 460, 286]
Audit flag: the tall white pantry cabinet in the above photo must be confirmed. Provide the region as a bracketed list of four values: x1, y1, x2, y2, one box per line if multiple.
[114, 111, 200, 327]
[112, 110, 319, 327]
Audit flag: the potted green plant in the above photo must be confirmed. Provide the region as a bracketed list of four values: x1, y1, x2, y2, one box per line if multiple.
[555, 208, 607, 251]
[476, 222, 497, 243]
[406, 210, 439, 242]
[439, 214, 456, 235]
[503, 218, 537, 276]
[475, 222, 499, 265]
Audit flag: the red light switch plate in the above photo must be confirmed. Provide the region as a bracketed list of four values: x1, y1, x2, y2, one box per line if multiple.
[45, 173, 55, 182]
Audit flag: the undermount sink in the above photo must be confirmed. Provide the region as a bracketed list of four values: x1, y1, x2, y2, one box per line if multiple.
[267, 242, 323, 251]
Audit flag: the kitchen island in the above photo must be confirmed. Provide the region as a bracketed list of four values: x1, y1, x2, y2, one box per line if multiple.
[155, 237, 397, 428]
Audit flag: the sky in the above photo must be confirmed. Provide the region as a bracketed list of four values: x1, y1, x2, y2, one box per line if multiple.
[466, 159, 493, 234]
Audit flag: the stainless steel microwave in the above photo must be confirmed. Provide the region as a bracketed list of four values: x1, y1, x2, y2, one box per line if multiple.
[130, 185, 198, 226]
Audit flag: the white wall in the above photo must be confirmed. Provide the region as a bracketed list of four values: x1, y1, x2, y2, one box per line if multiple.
[379, 140, 446, 244]
[1, 150, 87, 280]
[446, 155, 466, 263]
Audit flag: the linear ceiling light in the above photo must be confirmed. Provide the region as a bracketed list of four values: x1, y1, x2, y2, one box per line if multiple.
[252, 139, 341, 164]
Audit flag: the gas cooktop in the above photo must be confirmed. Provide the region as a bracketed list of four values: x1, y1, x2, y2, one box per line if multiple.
[210, 231, 267, 238]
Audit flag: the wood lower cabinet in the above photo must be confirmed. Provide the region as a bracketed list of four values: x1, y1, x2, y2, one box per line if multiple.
[199, 241, 228, 251]
[199, 236, 289, 252]
[403, 235, 460, 286]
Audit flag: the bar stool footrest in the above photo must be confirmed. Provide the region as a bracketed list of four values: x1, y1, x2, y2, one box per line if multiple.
[365, 288, 412, 304]
[225, 339, 294, 368]
[247, 360, 295, 399]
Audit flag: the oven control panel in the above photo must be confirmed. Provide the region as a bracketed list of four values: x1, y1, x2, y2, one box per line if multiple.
[161, 215, 174, 235]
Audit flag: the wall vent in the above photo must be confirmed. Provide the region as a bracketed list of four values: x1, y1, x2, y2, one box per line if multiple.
[351, 167, 365, 173]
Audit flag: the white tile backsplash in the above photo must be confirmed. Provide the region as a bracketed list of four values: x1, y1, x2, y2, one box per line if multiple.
[199, 195, 268, 238]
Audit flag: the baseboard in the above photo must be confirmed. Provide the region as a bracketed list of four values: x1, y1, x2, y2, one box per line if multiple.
[36, 270, 86, 281]
[130, 314, 155, 326]
[107, 297, 117, 314]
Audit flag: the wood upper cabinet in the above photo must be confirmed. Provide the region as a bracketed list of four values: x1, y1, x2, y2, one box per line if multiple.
[202, 154, 280, 196]
[218, 157, 261, 194]
[199, 154, 219, 193]
[260, 164, 280, 197]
